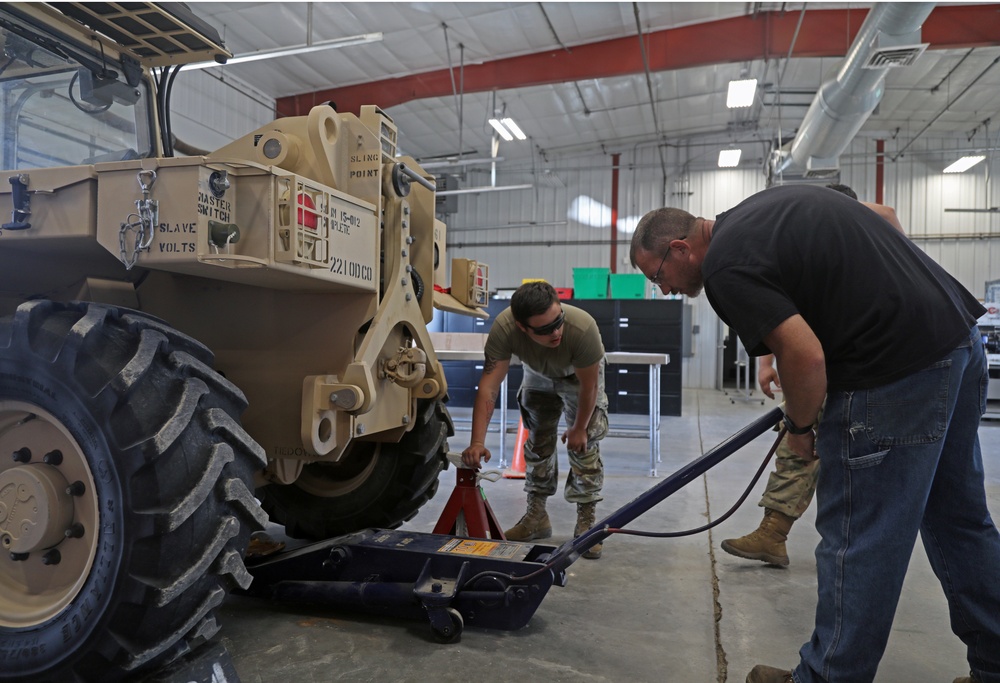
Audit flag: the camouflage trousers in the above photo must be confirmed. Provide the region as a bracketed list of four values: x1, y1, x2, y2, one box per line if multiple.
[517, 359, 609, 504]
[759, 403, 824, 519]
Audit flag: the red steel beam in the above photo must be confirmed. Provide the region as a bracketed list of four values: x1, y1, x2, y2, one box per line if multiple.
[277, 5, 1000, 117]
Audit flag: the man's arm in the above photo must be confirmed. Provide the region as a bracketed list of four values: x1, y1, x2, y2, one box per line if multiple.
[562, 361, 600, 453]
[861, 201, 904, 233]
[763, 315, 826, 459]
[461, 354, 510, 468]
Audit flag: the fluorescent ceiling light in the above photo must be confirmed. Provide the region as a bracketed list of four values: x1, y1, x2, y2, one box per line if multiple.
[183, 33, 383, 71]
[943, 155, 986, 173]
[488, 119, 514, 141]
[718, 149, 742, 168]
[501, 118, 527, 140]
[726, 79, 757, 108]
[489, 117, 528, 142]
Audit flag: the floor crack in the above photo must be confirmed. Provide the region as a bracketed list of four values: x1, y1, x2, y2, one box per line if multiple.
[698, 392, 729, 683]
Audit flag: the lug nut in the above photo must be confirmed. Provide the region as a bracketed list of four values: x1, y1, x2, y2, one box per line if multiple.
[43, 450, 63, 465]
[66, 481, 86, 497]
[42, 549, 61, 566]
[65, 523, 85, 539]
[12, 447, 31, 463]
[10, 552, 29, 562]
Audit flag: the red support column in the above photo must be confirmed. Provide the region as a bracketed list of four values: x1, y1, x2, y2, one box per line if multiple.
[876, 139, 885, 205]
[610, 153, 620, 273]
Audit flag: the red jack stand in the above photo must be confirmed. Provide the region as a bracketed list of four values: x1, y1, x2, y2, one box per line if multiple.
[433, 466, 506, 540]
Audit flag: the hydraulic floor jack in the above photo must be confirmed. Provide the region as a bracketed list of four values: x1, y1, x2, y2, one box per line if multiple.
[242, 406, 785, 642]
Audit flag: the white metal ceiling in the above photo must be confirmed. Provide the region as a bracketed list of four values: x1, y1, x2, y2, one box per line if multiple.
[185, 3, 1000, 168]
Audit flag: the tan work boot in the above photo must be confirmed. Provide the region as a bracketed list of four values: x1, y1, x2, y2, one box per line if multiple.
[721, 508, 795, 567]
[505, 493, 552, 541]
[746, 664, 793, 683]
[575, 501, 602, 559]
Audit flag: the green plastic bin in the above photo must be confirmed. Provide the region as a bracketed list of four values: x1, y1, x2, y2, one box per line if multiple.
[573, 267, 610, 299]
[610, 273, 648, 299]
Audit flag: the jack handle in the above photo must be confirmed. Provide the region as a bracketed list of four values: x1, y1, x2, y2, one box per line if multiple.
[545, 406, 785, 573]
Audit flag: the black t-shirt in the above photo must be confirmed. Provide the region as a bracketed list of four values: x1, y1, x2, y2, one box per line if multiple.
[703, 184, 985, 391]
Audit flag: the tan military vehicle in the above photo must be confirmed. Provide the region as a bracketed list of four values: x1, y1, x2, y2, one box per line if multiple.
[0, 3, 486, 680]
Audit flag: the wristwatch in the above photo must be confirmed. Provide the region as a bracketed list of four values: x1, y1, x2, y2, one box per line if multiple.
[782, 414, 815, 435]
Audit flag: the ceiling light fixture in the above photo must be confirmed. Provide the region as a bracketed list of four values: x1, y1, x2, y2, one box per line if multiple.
[501, 118, 527, 140]
[726, 79, 757, 108]
[488, 118, 527, 142]
[718, 149, 742, 168]
[943, 155, 986, 173]
[183, 32, 384, 70]
[488, 119, 514, 141]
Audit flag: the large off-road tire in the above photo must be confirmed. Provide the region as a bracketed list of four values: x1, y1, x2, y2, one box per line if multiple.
[0, 301, 267, 682]
[260, 398, 451, 540]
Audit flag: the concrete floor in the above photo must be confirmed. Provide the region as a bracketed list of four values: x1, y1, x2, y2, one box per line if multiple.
[213, 389, 1000, 683]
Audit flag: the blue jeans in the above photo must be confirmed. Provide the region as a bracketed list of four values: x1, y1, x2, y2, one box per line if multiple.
[794, 326, 1000, 683]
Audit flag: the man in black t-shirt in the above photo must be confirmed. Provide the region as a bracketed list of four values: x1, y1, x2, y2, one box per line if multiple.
[720, 185, 906, 568]
[630, 184, 1000, 683]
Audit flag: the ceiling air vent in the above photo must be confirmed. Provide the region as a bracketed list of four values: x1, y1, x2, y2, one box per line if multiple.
[804, 156, 840, 179]
[864, 44, 929, 69]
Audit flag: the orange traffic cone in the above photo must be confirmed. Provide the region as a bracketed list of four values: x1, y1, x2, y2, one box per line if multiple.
[504, 418, 527, 479]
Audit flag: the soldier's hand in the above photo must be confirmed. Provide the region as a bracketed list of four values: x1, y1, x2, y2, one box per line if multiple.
[462, 443, 491, 469]
[561, 425, 588, 454]
[758, 365, 781, 399]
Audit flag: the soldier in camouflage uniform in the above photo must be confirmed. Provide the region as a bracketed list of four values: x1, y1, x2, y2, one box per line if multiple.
[721, 354, 820, 566]
[462, 281, 609, 559]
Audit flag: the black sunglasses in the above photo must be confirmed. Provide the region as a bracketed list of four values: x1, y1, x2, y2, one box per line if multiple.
[526, 310, 565, 336]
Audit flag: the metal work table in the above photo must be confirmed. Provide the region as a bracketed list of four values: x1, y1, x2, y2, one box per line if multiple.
[434, 349, 670, 476]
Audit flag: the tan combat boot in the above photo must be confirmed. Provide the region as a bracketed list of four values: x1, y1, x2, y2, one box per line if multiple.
[505, 492, 552, 541]
[721, 509, 794, 566]
[575, 501, 602, 559]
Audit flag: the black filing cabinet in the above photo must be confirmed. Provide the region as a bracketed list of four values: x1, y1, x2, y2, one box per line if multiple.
[440, 298, 523, 410]
[437, 297, 682, 416]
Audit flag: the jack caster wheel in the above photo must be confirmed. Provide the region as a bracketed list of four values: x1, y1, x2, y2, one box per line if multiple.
[431, 607, 464, 644]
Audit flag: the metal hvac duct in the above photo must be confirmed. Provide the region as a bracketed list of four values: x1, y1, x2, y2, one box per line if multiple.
[776, 2, 935, 176]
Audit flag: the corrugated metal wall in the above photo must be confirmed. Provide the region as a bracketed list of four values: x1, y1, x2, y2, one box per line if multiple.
[165, 75, 998, 391]
[447, 134, 1000, 390]
[170, 71, 276, 153]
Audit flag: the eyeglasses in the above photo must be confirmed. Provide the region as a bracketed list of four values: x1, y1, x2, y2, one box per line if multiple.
[646, 235, 686, 285]
[647, 249, 670, 285]
[526, 310, 565, 336]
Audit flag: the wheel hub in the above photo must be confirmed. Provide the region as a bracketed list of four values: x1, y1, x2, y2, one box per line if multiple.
[0, 462, 74, 554]
[0, 403, 99, 628]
